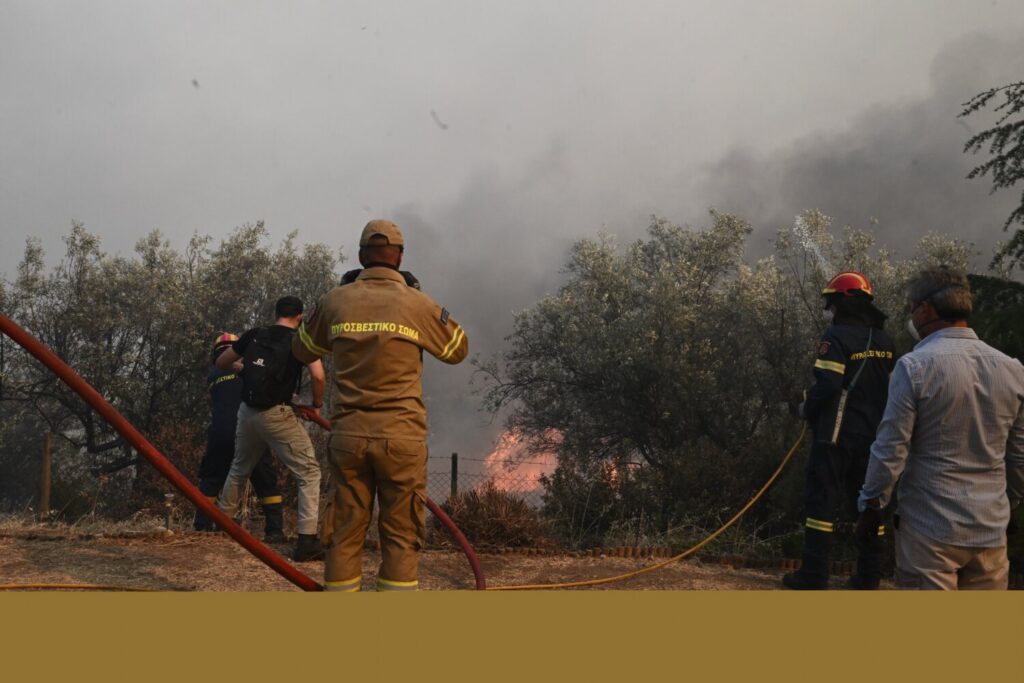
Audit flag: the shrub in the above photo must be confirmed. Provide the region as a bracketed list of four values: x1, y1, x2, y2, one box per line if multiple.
[433, 480, 553, 548]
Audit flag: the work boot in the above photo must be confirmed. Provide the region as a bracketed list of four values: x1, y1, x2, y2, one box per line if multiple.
[264, 530, 288, 544]
[192, 509, 215, 532]
[845, 573, 880, 590]
[782, 528, 831, 590]
[292, 533, 325, 562]
[262, 502, 285, 543]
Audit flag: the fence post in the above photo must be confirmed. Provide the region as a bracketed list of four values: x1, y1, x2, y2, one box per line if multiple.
[39, 432, 52, 519]
[450, 452, 458, 500]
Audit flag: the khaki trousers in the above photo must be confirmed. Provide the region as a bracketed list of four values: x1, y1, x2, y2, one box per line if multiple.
[322, 434, 427, 592]
[895, 522, 1008, 590]
[218, 403, 321, 535]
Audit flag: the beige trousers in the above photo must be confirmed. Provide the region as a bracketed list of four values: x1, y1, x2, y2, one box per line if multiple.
[322, 434, 427, 592]
[895, 522, 1008, 590]
[218, 403, 321, 535]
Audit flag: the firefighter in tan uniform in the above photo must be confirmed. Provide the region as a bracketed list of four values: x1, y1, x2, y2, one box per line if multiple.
[292, 219, 468, 591]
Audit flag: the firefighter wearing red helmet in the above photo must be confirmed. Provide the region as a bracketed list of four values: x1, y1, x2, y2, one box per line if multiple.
[783, 271, 897, 590]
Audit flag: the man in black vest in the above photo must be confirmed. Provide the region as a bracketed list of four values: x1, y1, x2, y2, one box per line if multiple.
[214, 296, 326, 561]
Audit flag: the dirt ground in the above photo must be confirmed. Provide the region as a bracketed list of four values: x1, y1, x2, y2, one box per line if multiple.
[0, 529, 830, 591]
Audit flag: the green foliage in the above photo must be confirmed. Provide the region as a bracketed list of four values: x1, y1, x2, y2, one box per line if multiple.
[960, 81, 1024, 270]
[968, 274, 1024, 360]
[481, 210, 980, 547]
[0, 221, 341, 514]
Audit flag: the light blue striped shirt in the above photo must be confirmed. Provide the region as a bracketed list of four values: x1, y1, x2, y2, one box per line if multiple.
[858, 327, 1024, 547]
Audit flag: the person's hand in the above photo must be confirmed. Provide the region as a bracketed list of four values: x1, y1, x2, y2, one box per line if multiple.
[231, 360, 243, 373]
[856, 506, 883, 544]
[295, 404, 317, 422]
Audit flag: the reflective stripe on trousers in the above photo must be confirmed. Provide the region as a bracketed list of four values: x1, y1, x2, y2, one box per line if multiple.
[376, 577, 418, 592]
[324, 576, 361, 592]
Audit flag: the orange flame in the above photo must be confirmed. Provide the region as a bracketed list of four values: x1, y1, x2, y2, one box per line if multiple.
[483, 430, 559, 493]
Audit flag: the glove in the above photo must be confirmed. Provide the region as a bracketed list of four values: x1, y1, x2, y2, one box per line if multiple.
[855, 506, 883, 545]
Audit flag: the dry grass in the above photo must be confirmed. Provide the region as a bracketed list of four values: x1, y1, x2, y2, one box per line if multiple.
[435, 481, 554, 549]
[0, 520, 824, 591]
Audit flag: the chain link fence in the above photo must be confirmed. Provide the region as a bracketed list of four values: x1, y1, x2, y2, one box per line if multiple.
[427, 453, 546, 510]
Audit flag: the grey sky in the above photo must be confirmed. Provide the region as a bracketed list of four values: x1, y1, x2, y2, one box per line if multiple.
[2, 2, 1023, 467]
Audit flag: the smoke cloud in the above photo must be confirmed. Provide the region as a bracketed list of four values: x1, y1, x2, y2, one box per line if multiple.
[692, 31, 1024, 262]
[403, 30, 1024, 471]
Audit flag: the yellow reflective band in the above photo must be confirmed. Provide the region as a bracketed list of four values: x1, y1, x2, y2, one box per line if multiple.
[298, 323, 330, 357]
[325, 576, 361, 592]
[259, 495, 282, 505]
[814, 359, 846, 374]
[439, 326, 464, 360]
[376, 578, 418, 591]
[805, 518, 834, 532]
[878, 525, 886, 536]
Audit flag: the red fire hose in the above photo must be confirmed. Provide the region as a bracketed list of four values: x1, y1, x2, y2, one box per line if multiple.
[0, 312, 321, 591]
[1, 312, 486, 591]
[296, 407, 486, 590]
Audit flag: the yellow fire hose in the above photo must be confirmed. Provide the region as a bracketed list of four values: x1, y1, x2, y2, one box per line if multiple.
[487, 423, 807, 590]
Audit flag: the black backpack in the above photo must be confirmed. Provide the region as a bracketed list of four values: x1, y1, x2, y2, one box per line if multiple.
[241, 327, 298, 408]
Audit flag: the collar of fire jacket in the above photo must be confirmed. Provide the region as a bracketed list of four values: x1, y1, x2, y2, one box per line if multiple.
[356, 266, 405, 283]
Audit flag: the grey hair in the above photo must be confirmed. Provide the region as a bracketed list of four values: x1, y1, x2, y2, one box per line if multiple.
[906, 265, 972, 320]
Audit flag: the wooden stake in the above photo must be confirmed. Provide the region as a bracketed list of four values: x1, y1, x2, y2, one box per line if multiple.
[39, 432, 52, 518]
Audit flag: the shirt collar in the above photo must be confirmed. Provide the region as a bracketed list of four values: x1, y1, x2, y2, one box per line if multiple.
[357, 267, 405, 283]
[914, 326, 978, 349]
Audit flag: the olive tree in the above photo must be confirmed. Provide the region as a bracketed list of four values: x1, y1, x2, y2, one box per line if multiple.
[0, 221, 341, 514]
[480, 210, 973, 547]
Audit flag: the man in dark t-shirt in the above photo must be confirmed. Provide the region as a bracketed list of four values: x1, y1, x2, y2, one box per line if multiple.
[214, 297, 327, 562]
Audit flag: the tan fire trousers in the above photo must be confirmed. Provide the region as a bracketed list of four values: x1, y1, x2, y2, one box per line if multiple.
[322, 434, 427, 592]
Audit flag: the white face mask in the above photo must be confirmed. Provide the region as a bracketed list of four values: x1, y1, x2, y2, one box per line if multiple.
[906, 318, 921, 342]
[822, 308, 835, 324]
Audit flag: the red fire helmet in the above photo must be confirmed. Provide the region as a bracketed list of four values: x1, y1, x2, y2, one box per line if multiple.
[821, 271, 873, 299]
[213, 332, 239, 351]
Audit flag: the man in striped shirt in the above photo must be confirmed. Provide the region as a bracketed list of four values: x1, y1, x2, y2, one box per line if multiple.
[858, 266, 1024, 589]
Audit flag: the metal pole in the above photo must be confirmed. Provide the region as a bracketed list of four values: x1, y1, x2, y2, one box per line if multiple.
[450, 452, 458, 500]
[39, 432, 52, 519]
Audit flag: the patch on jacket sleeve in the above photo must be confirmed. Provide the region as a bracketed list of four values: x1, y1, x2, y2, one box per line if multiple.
[440, 307, 450, 325]
[818, 341, 830, 356]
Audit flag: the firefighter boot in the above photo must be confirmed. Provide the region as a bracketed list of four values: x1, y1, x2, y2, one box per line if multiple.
[193, 509, 214, 532]
[782, 528, 831, 590]
[262, 502, 286, 544]
[292, 533, 325, 562]
[848, 527, 883, 590]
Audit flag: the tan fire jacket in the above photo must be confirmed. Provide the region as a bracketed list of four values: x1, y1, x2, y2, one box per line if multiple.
[292, 267, 468, 439]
